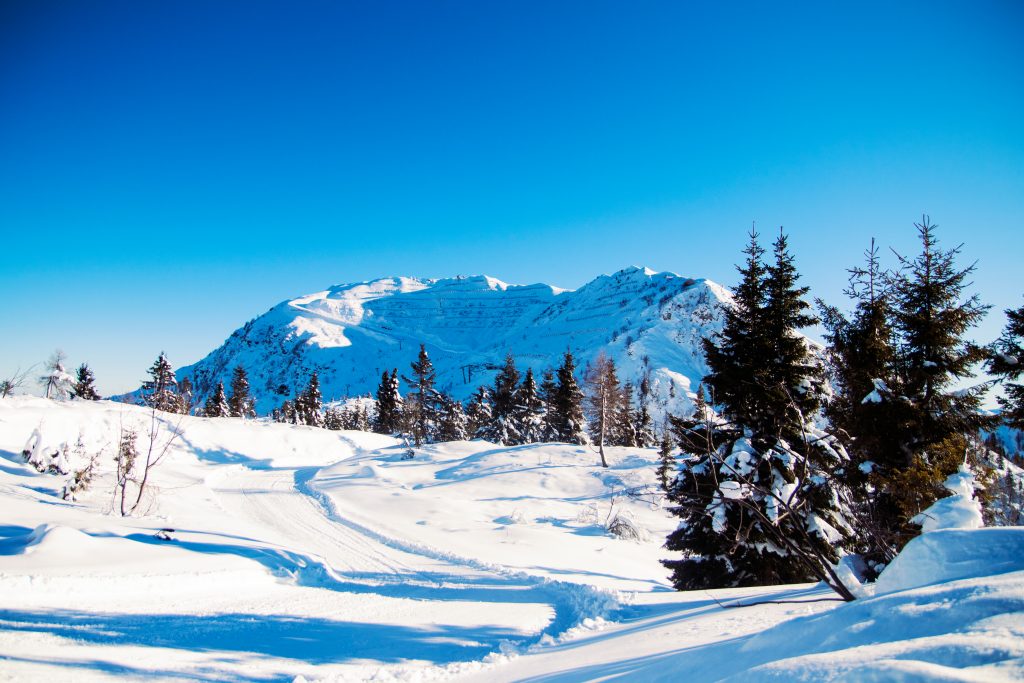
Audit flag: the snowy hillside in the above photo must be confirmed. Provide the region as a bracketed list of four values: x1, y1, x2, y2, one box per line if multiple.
[172, 267, 729, 415]
[2, 397, 1022, 681]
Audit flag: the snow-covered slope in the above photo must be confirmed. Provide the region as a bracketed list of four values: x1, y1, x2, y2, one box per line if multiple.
[1, 397, 1022, 681]
[174, 267, 730, 414]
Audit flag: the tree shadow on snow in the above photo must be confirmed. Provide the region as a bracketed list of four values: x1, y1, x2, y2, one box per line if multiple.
[0, 607, 515, 666]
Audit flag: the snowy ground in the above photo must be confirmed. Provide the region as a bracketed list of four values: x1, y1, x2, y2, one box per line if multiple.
[1, 397, 1022, 681]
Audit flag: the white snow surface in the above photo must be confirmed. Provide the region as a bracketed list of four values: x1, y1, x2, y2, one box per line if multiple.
[166, 267, 730, 416]
[1, 397, 1022, 682]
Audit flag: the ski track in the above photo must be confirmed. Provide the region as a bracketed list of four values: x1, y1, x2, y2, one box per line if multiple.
[205, 436, 620, 671]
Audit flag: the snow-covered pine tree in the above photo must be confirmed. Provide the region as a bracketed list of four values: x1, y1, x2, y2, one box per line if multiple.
[142, 352, 181, 413]
[178, 377, 195, 414]
[539, 368, 558, 442]
[73, 363, 100, 400]
[819, 239, 910, 576]
[664, 229, 854, 600]
[228, 366, 255, 418]
[584, 352, 620, 467]
[612, 380, 639, 447]
[551, 350, 587, 445]
[990, 298, 1024, 429]
[482, 353, 522, 445]
[517, 367, 545, 444]
[633, 375, 655, 447]
[40, 350, 75, 401]
[465, 385, 493, 439]
[323, 405, 343, 430]
[299, 372, 324, 427]
[403, 345, 438, 446]
[879, 217, 994, 542]
[436, 392, 469, 442]
[373, 369, 402, 434]
[204, 382, 230, 417]
[656, 429, 676, 493]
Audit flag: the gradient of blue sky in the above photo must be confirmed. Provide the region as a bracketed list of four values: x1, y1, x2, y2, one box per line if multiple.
[1, 1, 1022, 395]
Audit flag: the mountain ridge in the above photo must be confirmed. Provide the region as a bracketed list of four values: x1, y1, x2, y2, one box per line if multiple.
[174, 266, 731, 419]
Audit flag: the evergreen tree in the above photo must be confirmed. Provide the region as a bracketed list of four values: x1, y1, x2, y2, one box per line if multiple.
[551, 350, 587, 444]
[228, 366, 255, 418]
[142, 352, 180, 413]
[403, 345, 438, 445]
[465, 386, 493, 439]
[373, 369, 403, 434]
[299, 371, 324, 427]
[612, 380, 639, 447]
[664, 229, 854, 599]
[324, 405, 344, 430]
[436, 392, 469, 442]
[517, 368, 545, 444]
[656, 430, 676, 493]
[584, 352, 620, 466]
[539, 368, 559, 442]
[634, 374, 655, 447]
[73, 363, 100, 401]
[178, 377, 195, 414]
[204, 381, 230, 417]
[483, 353, 522, 445]
[990, 298, 1024, 429]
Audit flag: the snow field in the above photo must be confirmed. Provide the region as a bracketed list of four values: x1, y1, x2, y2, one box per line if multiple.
[1, 396, 1023, 682]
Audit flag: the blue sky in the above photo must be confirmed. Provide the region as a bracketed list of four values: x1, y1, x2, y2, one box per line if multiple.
[1, 1, 1022, 395]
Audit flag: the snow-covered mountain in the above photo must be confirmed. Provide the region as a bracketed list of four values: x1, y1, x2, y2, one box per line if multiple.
[178, 266, 731, 416]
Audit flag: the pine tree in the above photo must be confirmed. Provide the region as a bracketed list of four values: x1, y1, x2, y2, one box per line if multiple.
[465, 386, 493, 439]
[517, 368, 545, 444]
[483, 353, 522, 445]
[656, 430, 676, 493]
[299, 371, 324, 427]
[324, 405, 344, 430]
[436, 392, 469, 442]
[403, 345, 438, 446]
[990, 298, 1024, 429]
[664, 229, 854, 599]
[584, 352, 620, 467]
[142, 352, 180, 413]
[612, 381, 639, 447]
[551, 351, 587, 444]
[539, 368, 559, 442]
[634, 375, 655, 447]
[73, 363, 100, 400]
[204, 382, 230, 417]
[178, 377, 195, 414]
[228, 366, 255, 418]
[373, 369, 403, 434]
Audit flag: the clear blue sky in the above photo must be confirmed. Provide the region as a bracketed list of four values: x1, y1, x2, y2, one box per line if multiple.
[2, 1, 1022, 395]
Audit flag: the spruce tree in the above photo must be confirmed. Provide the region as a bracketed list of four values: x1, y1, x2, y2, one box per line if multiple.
[436, 392, 469, 442]
[990, 298, 1024, 429]
[74, 363, 100, 401]
[228, 366, 255, 418]
[178, 377, 194, 414]
[204, 382, 230, 417]
[373, 369, 403, 434]
[551, 350, 587, 444]
[300, 371, 324, 427]
[664, 229, 854, 599]
[539, 368, 559, 441]
[517, 368, 545, 444]
[656, 430, 676, 493]
[466, 386, 493, 439]
[483, 353, 522, 445]
[613, 380, 639, 447]
[142, 352, 180, 413]
[403, 345, 438, 446]
[324, 406, 344, 430]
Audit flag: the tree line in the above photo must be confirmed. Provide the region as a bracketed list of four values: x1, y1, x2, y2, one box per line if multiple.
[663, 216, 1024, 600]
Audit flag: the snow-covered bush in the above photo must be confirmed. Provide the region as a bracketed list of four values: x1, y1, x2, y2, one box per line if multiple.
[606, 510, 649, 542]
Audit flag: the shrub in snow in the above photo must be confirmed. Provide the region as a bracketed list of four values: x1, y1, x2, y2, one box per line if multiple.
[606, 511, 649, 542]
